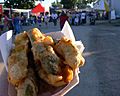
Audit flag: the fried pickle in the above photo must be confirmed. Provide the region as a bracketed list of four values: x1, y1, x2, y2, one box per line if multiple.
[8, 28, 85, 89]
[32, 42, 61, 75]
[28, 28, 62, 74]
[54, 37, 85, 70]
[7, 28, 86, 96]
[17, 68, 38, 96]
[8, 32, 29, 86]
[27, 28, 67, 86]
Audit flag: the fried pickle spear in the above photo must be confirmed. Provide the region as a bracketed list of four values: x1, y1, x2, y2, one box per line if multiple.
[27, 28, 61, 75]
[17, 68, 38, 96]
[32, 42, 61, 75]
[8, 32, 29, 86]
[54, 37, 85, 70]
[27, 28, 67, 87]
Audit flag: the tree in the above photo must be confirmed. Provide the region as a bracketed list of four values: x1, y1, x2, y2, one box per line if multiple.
[61, 0, 78, 9]
[77, 0, 97, 4]
[4, 0, 36, 9]
[76, 0, 97, 9]
[87, 0, 97, 3]
[52, 1, 63, 8]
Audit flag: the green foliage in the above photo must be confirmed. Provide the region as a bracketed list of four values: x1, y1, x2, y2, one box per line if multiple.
[61, 0, 78, 9]
[77, 0, 97, 3]
[52, 2, 57, 8]
[88, 0, 97, 3]
[76, 0, 97, 9]
[52, 1, 63, 8]
[4, 0, 36, 9]
[60, 0, 97, 9]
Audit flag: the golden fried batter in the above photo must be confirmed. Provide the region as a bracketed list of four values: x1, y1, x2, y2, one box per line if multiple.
[38, 67, 66, 87]
[27, 28, 54, 46]
[28, 28, 61, 74]
[27, 28, 45, 43]
[62, 65, 73, 83]
[43, 36, 54, 45]
[27, 28, 67, 86]
[8, 32, 29, 86]
[32, 42, 61, 75]
[17, 69, 38, 96]
[14, 32, 29, 46]
[54, 37, 85, 69]
[8, 28, 85, 89]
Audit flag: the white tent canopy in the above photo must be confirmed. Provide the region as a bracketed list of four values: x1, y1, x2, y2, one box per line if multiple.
[93, 0, 105, 10]
[3, 8, 31, 18]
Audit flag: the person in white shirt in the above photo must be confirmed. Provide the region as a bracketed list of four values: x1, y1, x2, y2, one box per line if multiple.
[74, 12, 79, 25]
[44, 15, 48, 25]
[44, 13, 49, 26]
[74, 16, 79, 26]
[81, 12, 86, 24]
[51, 12, 58, 26]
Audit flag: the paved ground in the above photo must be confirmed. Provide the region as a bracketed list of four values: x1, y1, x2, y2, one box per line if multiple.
[66, 21, 120, 96]
[0, 20, 120, 96]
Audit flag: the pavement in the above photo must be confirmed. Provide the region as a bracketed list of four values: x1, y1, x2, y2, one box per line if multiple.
[0, 20, 120, 96]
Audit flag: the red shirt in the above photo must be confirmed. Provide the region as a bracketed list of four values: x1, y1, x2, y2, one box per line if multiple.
[60, 15, 69, 26]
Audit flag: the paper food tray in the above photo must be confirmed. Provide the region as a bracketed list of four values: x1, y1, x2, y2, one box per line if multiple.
[0, 21, 84, 96]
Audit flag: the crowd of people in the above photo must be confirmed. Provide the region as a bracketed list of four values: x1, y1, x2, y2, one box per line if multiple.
[0, 10, 106, 35]
[0, 12, 20, 35]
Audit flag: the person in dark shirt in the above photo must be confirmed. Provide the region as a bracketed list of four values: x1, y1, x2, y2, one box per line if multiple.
[59, 11, 69, 30]
[13, 13, 21, 34]
[37, 14, 42, 27]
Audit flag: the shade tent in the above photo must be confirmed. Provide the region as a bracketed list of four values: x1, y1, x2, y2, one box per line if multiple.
[31, 4, 45, 14]
[93, 0, 105, 11]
